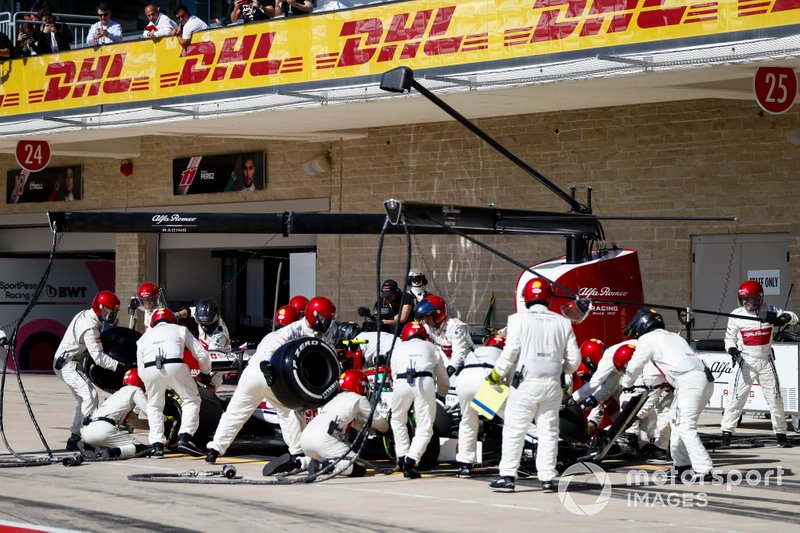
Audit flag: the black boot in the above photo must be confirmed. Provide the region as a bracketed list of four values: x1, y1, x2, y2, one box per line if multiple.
[262, 453, 304, 476]
[720, 431, 732, 447]
[150, 442, 164, 458]
[456, 462, 472, 478]
[205, 449, 220, 463]
[403, 457, 421, 479]
[66, 433, 81, 451]
[777, 433, 793, 448]
[177, 433, 204, 457]
[394, 456, 405, 473]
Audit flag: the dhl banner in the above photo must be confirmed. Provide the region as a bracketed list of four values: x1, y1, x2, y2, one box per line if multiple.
[1, 0, 799, 118]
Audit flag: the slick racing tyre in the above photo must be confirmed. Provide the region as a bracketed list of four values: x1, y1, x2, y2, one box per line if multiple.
[86, 327, 141, 393]
[266, 337, 341, 410]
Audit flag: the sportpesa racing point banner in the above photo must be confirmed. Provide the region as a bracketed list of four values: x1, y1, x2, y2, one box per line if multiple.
[1, 0, 799, 117]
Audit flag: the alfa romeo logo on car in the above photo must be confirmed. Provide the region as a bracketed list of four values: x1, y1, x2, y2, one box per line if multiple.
[558, 462, 612, 516]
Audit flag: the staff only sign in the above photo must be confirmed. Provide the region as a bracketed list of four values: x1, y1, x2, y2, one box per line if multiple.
[1, 0, 799, 117]
[172, 152, 265, 195]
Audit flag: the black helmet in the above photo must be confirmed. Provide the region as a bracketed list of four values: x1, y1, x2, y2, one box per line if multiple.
[195, 299, 220, 334]
[624, 308, 665, 338]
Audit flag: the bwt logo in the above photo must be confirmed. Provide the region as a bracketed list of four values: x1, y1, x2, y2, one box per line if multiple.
[46, 284, 87, 299]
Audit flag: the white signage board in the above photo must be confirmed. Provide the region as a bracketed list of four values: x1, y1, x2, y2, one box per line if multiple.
[699, 343, 799, 414]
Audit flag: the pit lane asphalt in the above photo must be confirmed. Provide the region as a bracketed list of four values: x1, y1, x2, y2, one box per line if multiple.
[1, 374, 799, 532]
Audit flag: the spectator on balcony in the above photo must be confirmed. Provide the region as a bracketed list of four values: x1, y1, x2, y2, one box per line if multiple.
[143, 4, 177, 39]
[171, 5, 209, 51]
[87, 3, 122, 46]
[35, 9, 72, 53]
[280, 0, 314, 16]
[231, 0, 276, 23]
[15, 30, 37, 57]
[0, 32, 15, 60]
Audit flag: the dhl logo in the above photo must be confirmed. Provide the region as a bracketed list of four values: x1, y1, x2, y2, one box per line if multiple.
[317, 5, 488, 69]
[162, 32, 301, 87]
[508, 0, 800, 45]
[31, 53, 149, 104]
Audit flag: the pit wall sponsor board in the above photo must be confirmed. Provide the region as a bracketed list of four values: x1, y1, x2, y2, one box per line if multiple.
[6, 166, 83, 204]
[699, 344, 800, 414]
[173, 152, 265, 195]
[0, 258, 115, 372]
[1, 0, 799, 117]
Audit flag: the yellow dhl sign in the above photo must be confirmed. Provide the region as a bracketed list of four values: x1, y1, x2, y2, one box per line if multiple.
[1, 0, 798, 117]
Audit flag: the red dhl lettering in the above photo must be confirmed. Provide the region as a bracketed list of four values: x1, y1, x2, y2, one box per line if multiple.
[176, 32, 285, 86]
[41, 54, 143, 102]
[334, 6, 467, 67]
[519, 0, 800, 45]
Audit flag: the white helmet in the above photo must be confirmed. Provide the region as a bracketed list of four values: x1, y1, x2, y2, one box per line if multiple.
[408, 269, 428, 288]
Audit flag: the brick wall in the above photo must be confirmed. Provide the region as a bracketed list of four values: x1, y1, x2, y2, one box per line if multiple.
[2, 99, 799, 333]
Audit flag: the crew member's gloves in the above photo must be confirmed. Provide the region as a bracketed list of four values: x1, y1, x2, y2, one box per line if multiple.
[486, 368, 503, 386]
[581, 395, 599, 409]
[728, 347, 741, 368]
[564, 397, 578, 408]
[198, 373, 213, 386]
[446, 365, 456, 378]
[774, 313, 792, 327]
[562, 373, 573, 391]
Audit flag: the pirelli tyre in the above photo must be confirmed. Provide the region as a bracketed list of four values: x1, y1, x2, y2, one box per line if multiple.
[266, 337, 341, 410]
[86, 326, 141, 393]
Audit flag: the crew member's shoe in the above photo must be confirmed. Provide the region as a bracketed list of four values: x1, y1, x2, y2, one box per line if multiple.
[66, 433, 81, 451]
[177, 434, 204, 457]
[686, 471, 714, 484]
[394, 456, 405, 473]
[720, 431, 732, 447]
[489, 476, 515, 492]
[776, 433, 793, 448]
[150, 442, 165, 458]
[205, 449, 220, 464]
[456, 463, 472, 478]
[403, 457, 421, 479]
[541, 480, 556, 493]
[262, 453, 302, 476]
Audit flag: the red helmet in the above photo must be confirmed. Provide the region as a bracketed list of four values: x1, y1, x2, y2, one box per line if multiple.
[522, 277, 551, 307]
[122, 368, 145, 390]
[137, 282, 159, 309]
[305, 296, 336, 332]
[485, 334, 505, 349]
[613, 343, 637, 371]
[415, 294, 447, 325]
[339, 369, 368, 395]
[92, 290, 120, 324]
[289, 295, 309, 312]
[401, 321, 428, 341]
[274, 305, 301, 328]
[737, 280, 764, 310]
[580, 338, 605, 372]
[151, 307, 176, 327]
